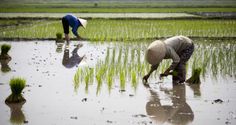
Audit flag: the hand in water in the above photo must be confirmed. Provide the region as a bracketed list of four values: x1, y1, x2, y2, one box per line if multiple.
[159, 73, 168, 80]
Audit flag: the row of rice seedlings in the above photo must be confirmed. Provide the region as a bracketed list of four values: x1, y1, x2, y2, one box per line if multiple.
[187, 39, 236, 79]
[1, 19, 236, 41]
[73, 40, 235, 94]
[73, 44, 148, 93]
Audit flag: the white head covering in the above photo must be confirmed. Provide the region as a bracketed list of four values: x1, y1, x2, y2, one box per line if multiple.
[145, 40, 166, 65]
[78, 18, 87, 29]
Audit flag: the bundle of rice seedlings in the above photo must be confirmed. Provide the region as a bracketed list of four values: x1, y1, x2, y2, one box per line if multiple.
[1, 44, 11, 55]
[0, 44, 11, 59]
[5, 78, 26, 103]
[186, 68, 201, 84]
[56, 32, 64, 43]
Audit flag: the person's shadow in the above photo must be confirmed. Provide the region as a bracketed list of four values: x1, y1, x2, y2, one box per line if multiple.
[62, 44, 84, 68]
[145, 83, 194, 125]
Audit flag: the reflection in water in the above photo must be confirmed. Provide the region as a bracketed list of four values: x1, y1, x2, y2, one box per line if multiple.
[62, 44, 84, 68]
[55, 41, 64, 53]
[0, 57, 11, 73]
[146, 84, 194, 125]
[188, 84, 201, 97]
[6, 101, 26, 124]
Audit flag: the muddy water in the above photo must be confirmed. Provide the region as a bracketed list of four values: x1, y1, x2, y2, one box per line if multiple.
[0, 40, 236, 125]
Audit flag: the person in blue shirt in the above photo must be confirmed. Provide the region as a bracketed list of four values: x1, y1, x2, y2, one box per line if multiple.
[62, 14, 87, 43]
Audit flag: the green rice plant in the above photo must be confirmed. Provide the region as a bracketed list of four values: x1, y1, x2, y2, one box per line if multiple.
[96, 74, 102, 95]
[211, 49, 218, 78]
[120, 70, 125, 90]
[186, 68, 202, 84]
[5, 77, 26, 103]
[201, 49, 210, 78]
[111, 48, 116, 64]
[73, 68, 82, 92]
[85, 73, 90, 87]
[107, 70, 113, 93]
[123, 48, 129, 66]
[56, 32, 64, 42]
[117, 48, 122, 64]
[137, 49, 141, 64]
[1, 19, 236, 41]
[89, 68, 94, 83]
[56, 32, 62, 39]
[131, 70, 137, 89]
[131, 48, 135, 62]
[96, 66, 105, 95]
[105, 48, 110, 64]
[1, 44, 11, 55]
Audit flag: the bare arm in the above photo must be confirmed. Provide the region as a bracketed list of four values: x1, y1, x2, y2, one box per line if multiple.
[143, 64, 159, 83]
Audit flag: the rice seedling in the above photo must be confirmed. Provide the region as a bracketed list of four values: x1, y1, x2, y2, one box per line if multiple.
[120, 70, 125, 91]
[131, 48, 135, 62]
[85, 72, 90, 87]
[211, 49, 218, 78]
[123, 48, 129, 66]
[96, 65, 106, 95]
[107, 69, 114, 93]
[74, 68, 82, 92]
[56, 32, 62, 39]
[131, 70, 137, 89]
[5, 77, 26, 103]
[117, 48, 122, 64]
[186, 68, 202, 84]
[111, 48, 116, 64]
[56, 32, 64, 42]
[105, 48, 110, 64]
[1, 44, 11, 55]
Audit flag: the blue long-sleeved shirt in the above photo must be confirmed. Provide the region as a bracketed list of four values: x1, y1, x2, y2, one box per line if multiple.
[64, 14, 82, 37]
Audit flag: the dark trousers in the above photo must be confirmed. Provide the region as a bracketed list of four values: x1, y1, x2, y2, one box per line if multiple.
[62, 17, 69, 34]
[173, 43, 194, 83]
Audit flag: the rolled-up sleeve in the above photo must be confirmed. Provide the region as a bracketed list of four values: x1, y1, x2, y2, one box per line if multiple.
[169, 47, 180, 70]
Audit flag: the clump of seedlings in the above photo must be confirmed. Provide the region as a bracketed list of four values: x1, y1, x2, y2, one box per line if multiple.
[5, 77, 26, 104]
[186, 68, 202, 84]
[0, 44, 11, 60]
[56, 32, 64, 43]
[0, 44, 12, 72]
[55, 32, 64, 53]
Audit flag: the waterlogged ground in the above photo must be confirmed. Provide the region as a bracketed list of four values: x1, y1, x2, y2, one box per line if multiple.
[0, 40, 236, 125]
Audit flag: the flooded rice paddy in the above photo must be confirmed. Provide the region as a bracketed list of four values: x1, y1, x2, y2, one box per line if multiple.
[0, 39, 236, 125]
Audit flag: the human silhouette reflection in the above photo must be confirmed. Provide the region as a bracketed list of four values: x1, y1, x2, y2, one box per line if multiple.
[145, 83, 194, 125]
[0, 56, 11, 72]
[62, 44, 84, 68]
[6, 101, 26, 124]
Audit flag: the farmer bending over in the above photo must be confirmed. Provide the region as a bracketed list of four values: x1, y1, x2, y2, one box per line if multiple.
[62, 14, 87, 44]
[143, 35, 194, 84]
